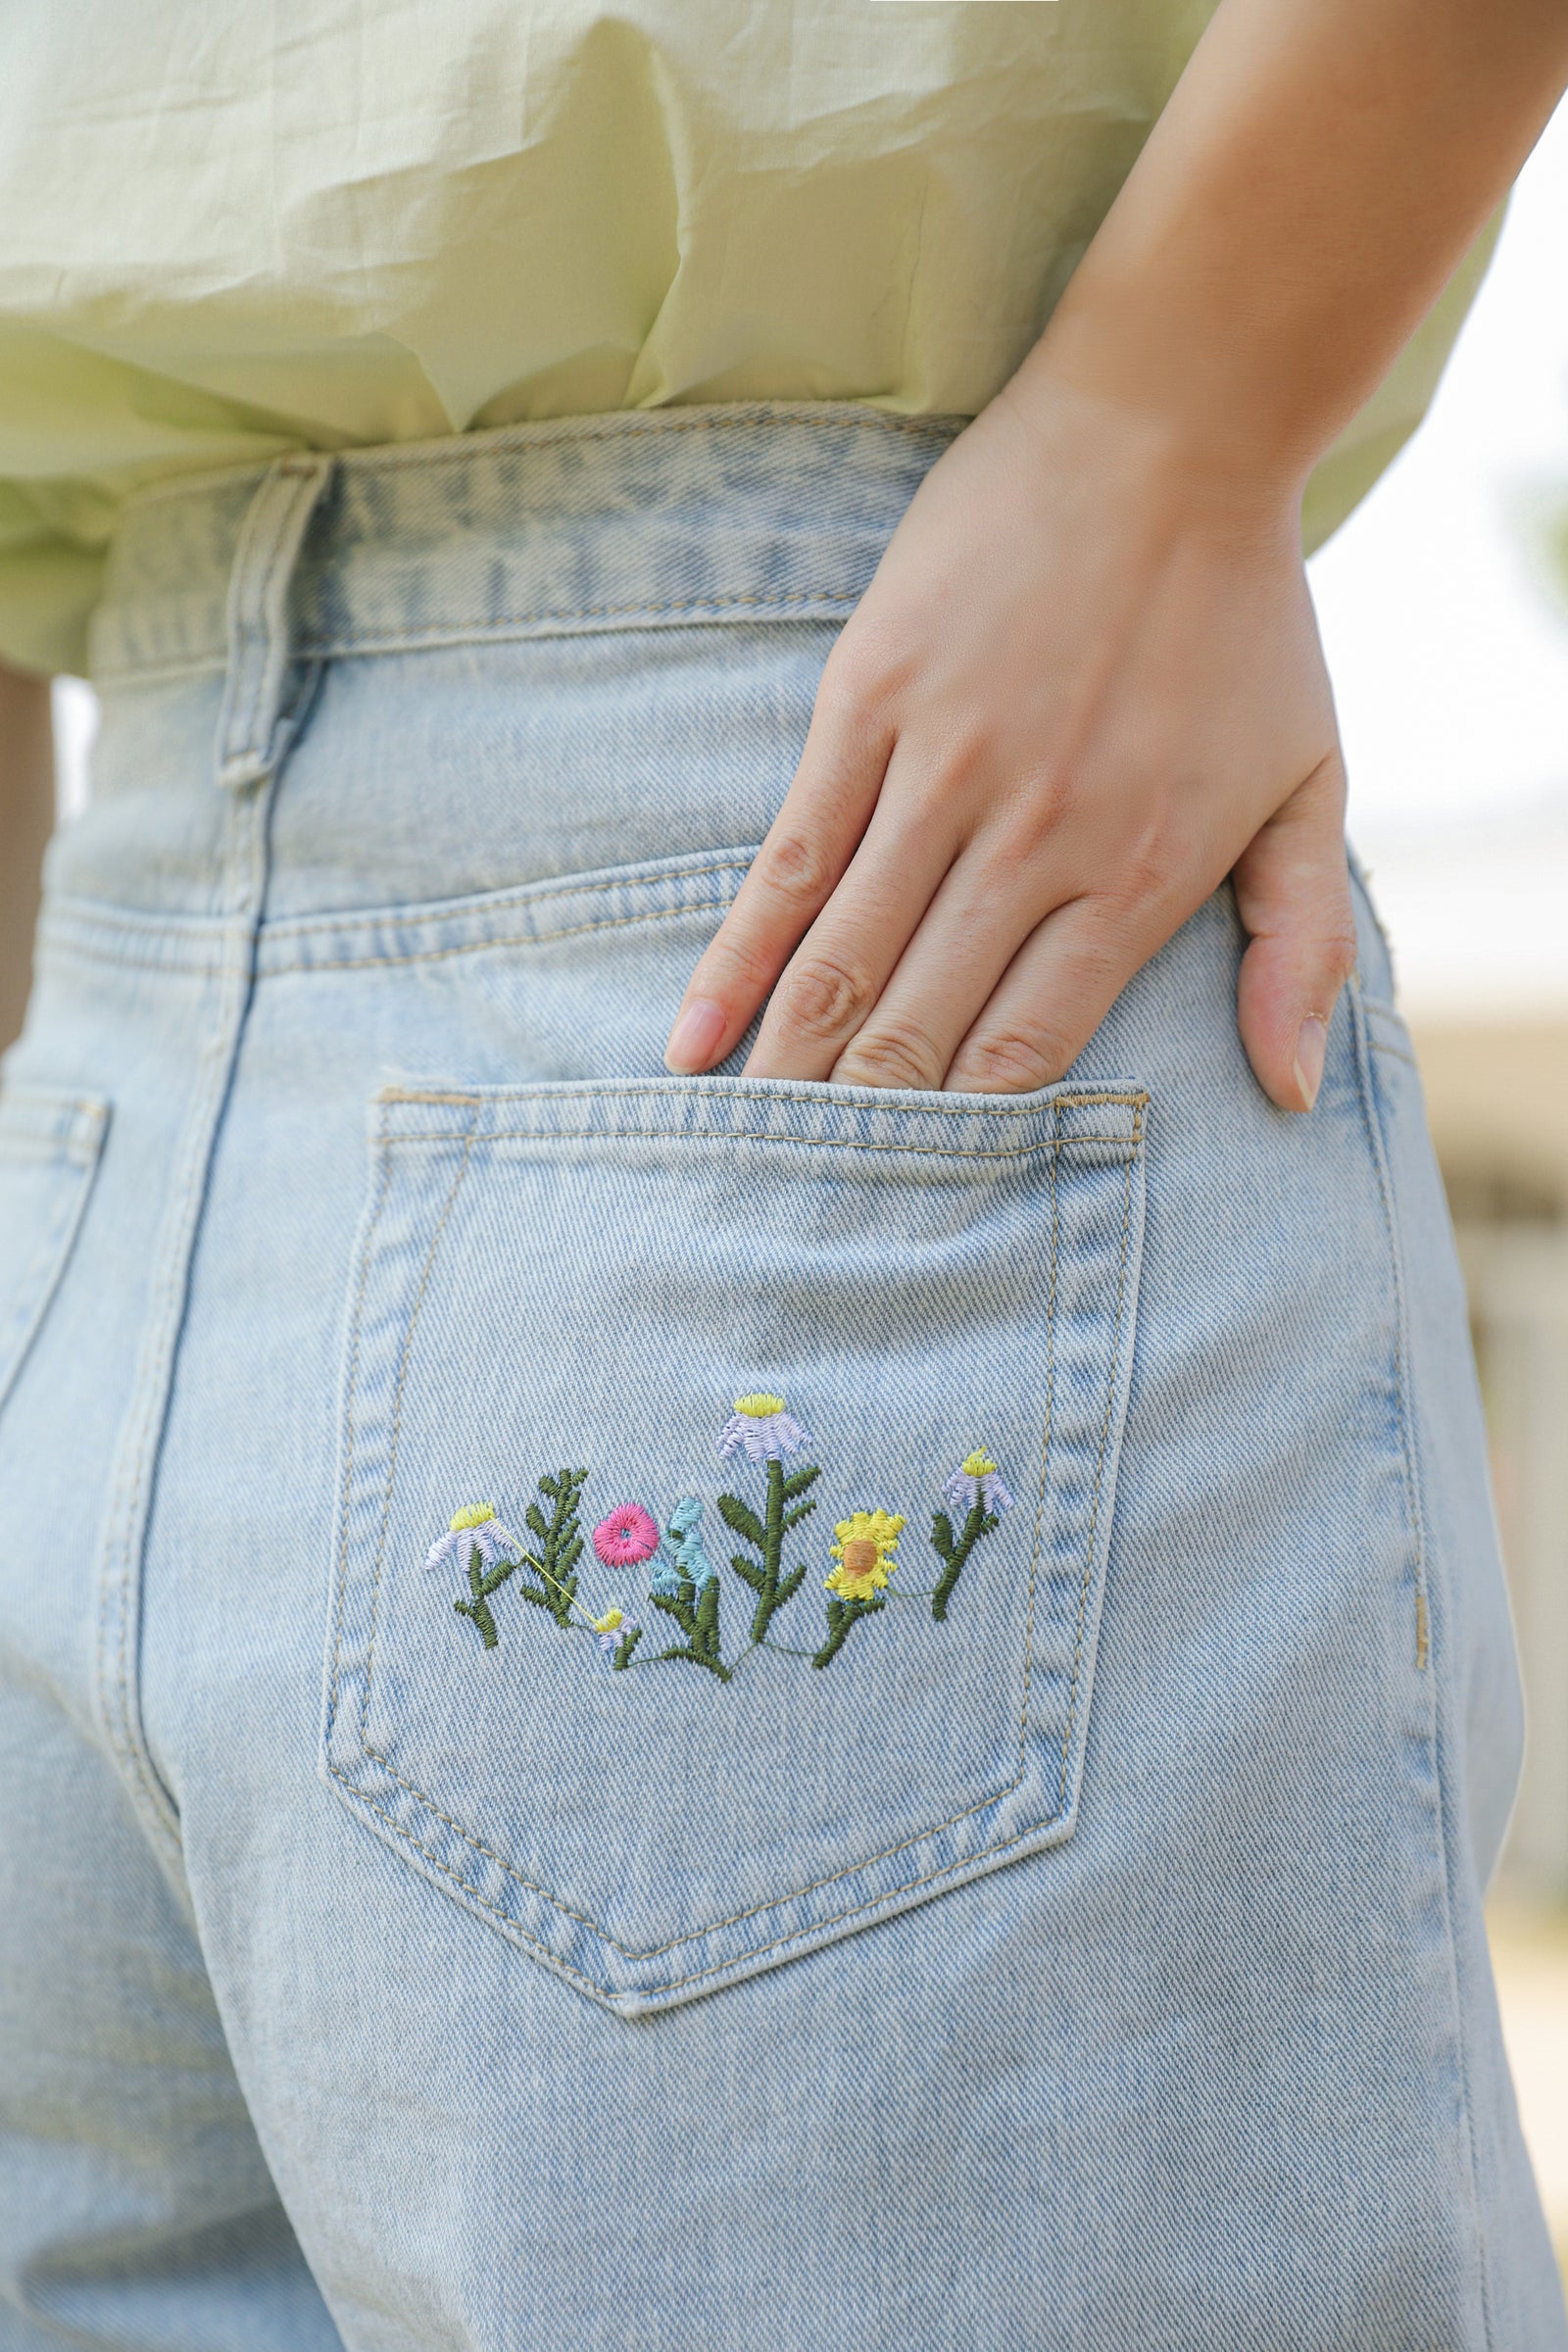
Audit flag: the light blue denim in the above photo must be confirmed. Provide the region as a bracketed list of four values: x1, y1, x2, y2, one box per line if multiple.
[0, 406, 1560, 2350]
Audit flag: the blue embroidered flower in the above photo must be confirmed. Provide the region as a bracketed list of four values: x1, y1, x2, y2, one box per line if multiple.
[652, 1495, 714, 1595]
[941, 1449, 1014, 1518]
[425, 1502, 522, 1578]
[716, 1391, 812, 1464]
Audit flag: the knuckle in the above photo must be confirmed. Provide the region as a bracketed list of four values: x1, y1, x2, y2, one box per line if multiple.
[757, 825, 838, 913]
[772, 953, 880, 1045]
[1316, 920, 1360, 990]
[956, 1026, 1059, 1095]
[834, 1024, 944, 1092]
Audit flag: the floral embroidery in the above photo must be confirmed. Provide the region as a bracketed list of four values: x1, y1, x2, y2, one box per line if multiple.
[651, 1495, 710, 1595]
[824, 1508, 905, 1601]
[592, 1502, 661, 1569]
[716, 1394, 820, 1644]
[929, 1446, 1012, 1621]
[593, 1607, 644, 1670]
[649, 1498, 728, 1681]
[428, 1408, 1014, 1683]
[814, 1506, 905, 1666]
[516, 1467, 589, 1627]
[942, 1449, 1013, 1519]
[716, 1393, 813, 1464]
[425, 1501, 518, 1578]
[429, 1504, 525, 1649]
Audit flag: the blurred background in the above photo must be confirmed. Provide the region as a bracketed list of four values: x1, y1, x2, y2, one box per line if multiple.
[27, 87, 1568, 2281]
[1308, 89, 1568, 2270]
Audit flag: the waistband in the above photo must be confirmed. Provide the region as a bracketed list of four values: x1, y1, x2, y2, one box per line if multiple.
[87, 404, 964, 691]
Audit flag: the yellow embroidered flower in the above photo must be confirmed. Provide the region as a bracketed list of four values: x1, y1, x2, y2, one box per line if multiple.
[825, 1508, 906, 1601]
[591, 1607, 624, 1635]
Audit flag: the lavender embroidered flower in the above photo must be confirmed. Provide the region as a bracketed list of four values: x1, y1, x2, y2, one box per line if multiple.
[591, 1606, 643, 1670]
[592, 1502, 661, 1568]
[715, 1391, 812, 1465]
[941, 1448, 1014, 1519]
[425, 1501, 521, 1578]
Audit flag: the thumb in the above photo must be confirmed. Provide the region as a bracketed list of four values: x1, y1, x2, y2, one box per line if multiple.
[1232, 751, 1359, 1113]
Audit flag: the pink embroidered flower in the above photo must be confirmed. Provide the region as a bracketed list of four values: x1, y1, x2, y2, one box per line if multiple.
[592, 1501, 661, 1568]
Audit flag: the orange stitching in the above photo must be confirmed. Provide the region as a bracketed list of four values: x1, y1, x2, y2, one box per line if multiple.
[324, 1138, 398, 1766]
[1057, 1110, 1141, 1811]
[360, 1126, 476, 1709]
[388, 1124, 1140, 1164]
[260, 854, 756, 943]
[382, 1083, 1151, 1124]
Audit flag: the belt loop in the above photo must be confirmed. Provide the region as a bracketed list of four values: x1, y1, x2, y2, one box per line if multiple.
[214, 453, 335, 792]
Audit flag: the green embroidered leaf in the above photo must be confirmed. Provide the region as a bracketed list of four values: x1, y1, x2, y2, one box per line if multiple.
[780, 1498, 817, 1533]
[653, 1589, 696, 1637]
[780, 1464, 821, 1501]
[524, 1501, 550, 1544]
[810, 1592, 885, 1669]
[728, 1552, 764, 1592]
[930, 1510, 956, 1561]
[612, 1627, 643, 1671]
[776, 1561, 808, 1606]
[716, 1493, 766, 1552]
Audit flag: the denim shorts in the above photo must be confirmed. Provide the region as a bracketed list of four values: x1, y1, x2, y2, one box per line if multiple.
[0, 406, 1560, 2351]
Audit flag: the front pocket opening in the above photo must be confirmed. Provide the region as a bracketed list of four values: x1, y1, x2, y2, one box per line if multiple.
[323, 1075, 1148, 2015]
[0, 1087, 111, 1425]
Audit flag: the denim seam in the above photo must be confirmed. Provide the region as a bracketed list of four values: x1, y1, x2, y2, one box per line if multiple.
[385, 1084, 1149, 1127]
[323, 1139, 399, 1784]
[357, 1130, 477, 1721]
[260, 853, 758, 941]
[117, 403, 956, 521]
[262, 896, 747, 977]
[1348, 976, 1494, 2347]
[92, 595, 861, 687]
[36, 888, 748, 981]
[391, 1125, 1139, 1164]
[330, 1105, 1142, 1977]
[1057, 1113, 1139, 1810]
[324, 1750, 1090, 2001]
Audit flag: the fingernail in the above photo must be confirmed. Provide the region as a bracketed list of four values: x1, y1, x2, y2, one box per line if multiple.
[1294, 1015, 1328, 1110]
[663, 999, 727, 1073]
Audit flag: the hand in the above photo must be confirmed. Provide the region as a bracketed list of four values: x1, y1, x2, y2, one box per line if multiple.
[663, 372, 1356, 1107]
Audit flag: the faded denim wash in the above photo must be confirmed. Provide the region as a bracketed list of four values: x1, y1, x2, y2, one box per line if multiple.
[0, 407, 1561, 2351]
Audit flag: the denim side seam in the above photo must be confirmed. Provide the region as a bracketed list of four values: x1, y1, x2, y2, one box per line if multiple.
[1348, 974, 1494, 2348]
[91, 461, 328, 1866]
[322, 1102, 1143, 1988]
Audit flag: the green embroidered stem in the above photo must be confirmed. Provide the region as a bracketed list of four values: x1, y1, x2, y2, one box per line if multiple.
[519, 1467, 588, 1627]
[652, 1573, 730, 1682]
[453, 1543, 519, 1649]
[811, 1592, 886, 1669]
[718, 1458, 819, 1643]
[929, 1498, 1000, 1622]
[612, 1625, 643, 1672]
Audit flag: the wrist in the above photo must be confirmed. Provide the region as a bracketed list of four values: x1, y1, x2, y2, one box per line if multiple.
[1012, 271, 1327, 512]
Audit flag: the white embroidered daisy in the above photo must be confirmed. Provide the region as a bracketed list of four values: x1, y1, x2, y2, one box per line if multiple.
[941, 1449, 1014, 1518]
[425, 1501, 521, 1576]
[715, 1391, 813, 1464]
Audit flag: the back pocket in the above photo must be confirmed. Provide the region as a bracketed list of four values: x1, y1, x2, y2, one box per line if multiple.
[323, 1073, 1147, 2013]
[0, 1085, 110, 1421]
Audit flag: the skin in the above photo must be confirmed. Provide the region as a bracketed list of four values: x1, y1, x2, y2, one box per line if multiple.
[0, 662, 52, 1056]
[665, 0, 1568, 1108]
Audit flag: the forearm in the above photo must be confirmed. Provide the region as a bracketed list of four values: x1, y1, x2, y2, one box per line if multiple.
[1026, 0, 1568, 485]
[0, 662, 54, 1054]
